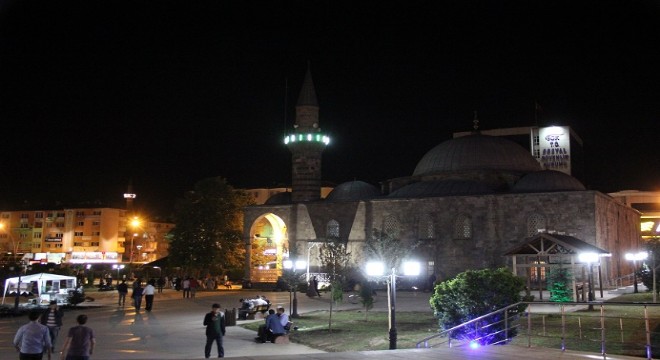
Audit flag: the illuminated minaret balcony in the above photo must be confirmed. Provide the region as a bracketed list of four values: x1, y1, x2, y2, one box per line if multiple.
[284, 133, 330, 145]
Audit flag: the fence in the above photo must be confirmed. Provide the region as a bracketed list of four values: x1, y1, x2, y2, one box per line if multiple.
[416, 301, 660, 359]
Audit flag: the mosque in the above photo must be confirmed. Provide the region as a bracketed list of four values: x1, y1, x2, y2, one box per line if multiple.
[242, 70, 641, 297]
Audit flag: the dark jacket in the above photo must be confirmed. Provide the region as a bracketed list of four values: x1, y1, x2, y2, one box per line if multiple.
[40, 307, 64, 327]
[132, 286, 143, 298]
[203, 311, 226, 337]
[117, 282, 128, 294]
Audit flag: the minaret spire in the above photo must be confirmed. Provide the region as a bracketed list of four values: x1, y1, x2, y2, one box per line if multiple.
[296, 65, 318, 107]
[284, 66, 330, 202]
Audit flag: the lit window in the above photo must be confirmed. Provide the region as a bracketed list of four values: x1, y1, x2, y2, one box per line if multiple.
[641, 221, 654, 232]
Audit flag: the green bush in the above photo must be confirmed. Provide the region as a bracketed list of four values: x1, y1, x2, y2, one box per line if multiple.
[429, 268, 526, 345]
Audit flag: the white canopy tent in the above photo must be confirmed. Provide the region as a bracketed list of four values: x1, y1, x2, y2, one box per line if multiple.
[2, 273, 77, 305]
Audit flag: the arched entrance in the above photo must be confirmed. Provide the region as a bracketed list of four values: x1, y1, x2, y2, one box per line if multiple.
[249, 213, 288, 283]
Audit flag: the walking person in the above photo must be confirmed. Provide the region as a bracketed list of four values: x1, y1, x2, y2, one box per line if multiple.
[40, 300, 63, 353]
[13, 310, 52, 360]
[190, 277, 198, 298]
[144, 279, 155, 312]
[116, 280, 128, 307]
[203, 303, 225, 358]
[182, 277, 190, 298]
[58, 314, 95, 360]
[132, 282, 144, 312]
[312, 276, 321, 297]
[156, 277, 165, 293]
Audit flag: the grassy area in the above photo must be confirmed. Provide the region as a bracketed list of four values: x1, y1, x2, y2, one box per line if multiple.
[242, 309, 439, 352]
[241, 292, 660, 356]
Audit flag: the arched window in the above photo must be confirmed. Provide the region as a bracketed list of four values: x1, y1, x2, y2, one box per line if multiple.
[453, 214, 472, 239]
[527, 214, 546, 237]
[383, 215, 401, 237]
[419, 214, 435, 239]
[326, 219, 340, 239]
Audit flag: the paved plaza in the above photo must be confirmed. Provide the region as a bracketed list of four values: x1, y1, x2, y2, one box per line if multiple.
[0, 286, 644, 359]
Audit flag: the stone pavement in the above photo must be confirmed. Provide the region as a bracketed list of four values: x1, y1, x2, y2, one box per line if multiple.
[0, 285, 648, 359]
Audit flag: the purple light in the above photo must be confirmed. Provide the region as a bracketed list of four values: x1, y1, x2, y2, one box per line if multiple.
[469, 340, 480, 350]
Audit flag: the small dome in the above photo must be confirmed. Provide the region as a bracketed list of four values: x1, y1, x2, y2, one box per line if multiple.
[513, 170, 586, 193]
[264, 192, 292, 205]
[413, 134, 541, 176]
[326, 181, 380, 202]
[388, 180, 494, 198]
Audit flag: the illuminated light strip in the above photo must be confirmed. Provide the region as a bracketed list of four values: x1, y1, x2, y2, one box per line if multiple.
[284, 133, 331, 145]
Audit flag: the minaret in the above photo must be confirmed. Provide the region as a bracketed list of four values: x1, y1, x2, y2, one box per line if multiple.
[284, 68, 330, 202]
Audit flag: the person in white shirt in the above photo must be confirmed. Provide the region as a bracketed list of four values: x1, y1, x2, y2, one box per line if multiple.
[277, 307, 291, 333]
[252, 296, 268, 306]
[144, 280, 156, 311]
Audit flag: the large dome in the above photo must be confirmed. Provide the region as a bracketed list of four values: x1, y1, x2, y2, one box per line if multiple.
[326, 180, 380, 202]
[388, 179, 494, 198]
[413, 134, 542, 176]
[513, 170, 586, 193]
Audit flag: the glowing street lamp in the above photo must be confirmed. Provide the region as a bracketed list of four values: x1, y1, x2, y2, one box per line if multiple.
[366, 260, 420, 350]
[112, 264, 125, 280]
[129, 216, 141, 264]
[625, 251, 648, 293]
[283, 259, 306, 318]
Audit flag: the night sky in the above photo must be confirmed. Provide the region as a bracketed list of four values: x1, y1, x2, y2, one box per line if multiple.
[0, 1, 659, 218]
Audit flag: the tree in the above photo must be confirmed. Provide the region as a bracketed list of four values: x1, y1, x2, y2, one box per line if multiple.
[318, 239, 352, 283]
[429, 268, 527, 345]
[365, 229, 420, 273]
[640, 237, 660, 294]
[547, 266, 573, 302]
[358, 281, 375, 321]
[317, 238, 352, 333]
[168, 177, 253, 276]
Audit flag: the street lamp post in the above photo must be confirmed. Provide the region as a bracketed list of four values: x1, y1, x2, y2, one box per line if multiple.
[625, 251, 648, 293]
[366, 261, 420, 350]
[578, 253, 599, 311]
[113, 264, 125, 280]
[128, 217, 141, 265]
[283, 259, 306, 318]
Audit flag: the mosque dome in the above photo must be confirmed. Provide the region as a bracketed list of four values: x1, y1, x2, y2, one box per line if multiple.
[326, 180, 380, 202]
[388, 179, 494, 198]
[512, 170, 586, 193]
[264, 192, 292, 205]
[412, 134, 542, 176]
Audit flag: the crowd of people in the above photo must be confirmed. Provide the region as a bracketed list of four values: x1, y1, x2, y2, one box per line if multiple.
[254, 307, 292, 343]
[13, 301, 95, 360]
[11, 275, 299, 359]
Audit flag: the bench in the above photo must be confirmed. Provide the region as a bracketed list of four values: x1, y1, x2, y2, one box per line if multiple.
[246, 303, 271, 320]
[274, 334, 290, 344]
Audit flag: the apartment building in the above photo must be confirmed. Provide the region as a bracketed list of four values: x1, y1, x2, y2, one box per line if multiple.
[0, 208, 173, 265]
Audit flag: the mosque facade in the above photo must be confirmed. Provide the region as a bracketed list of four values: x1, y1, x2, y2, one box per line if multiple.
[242, 71, 641, 290]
